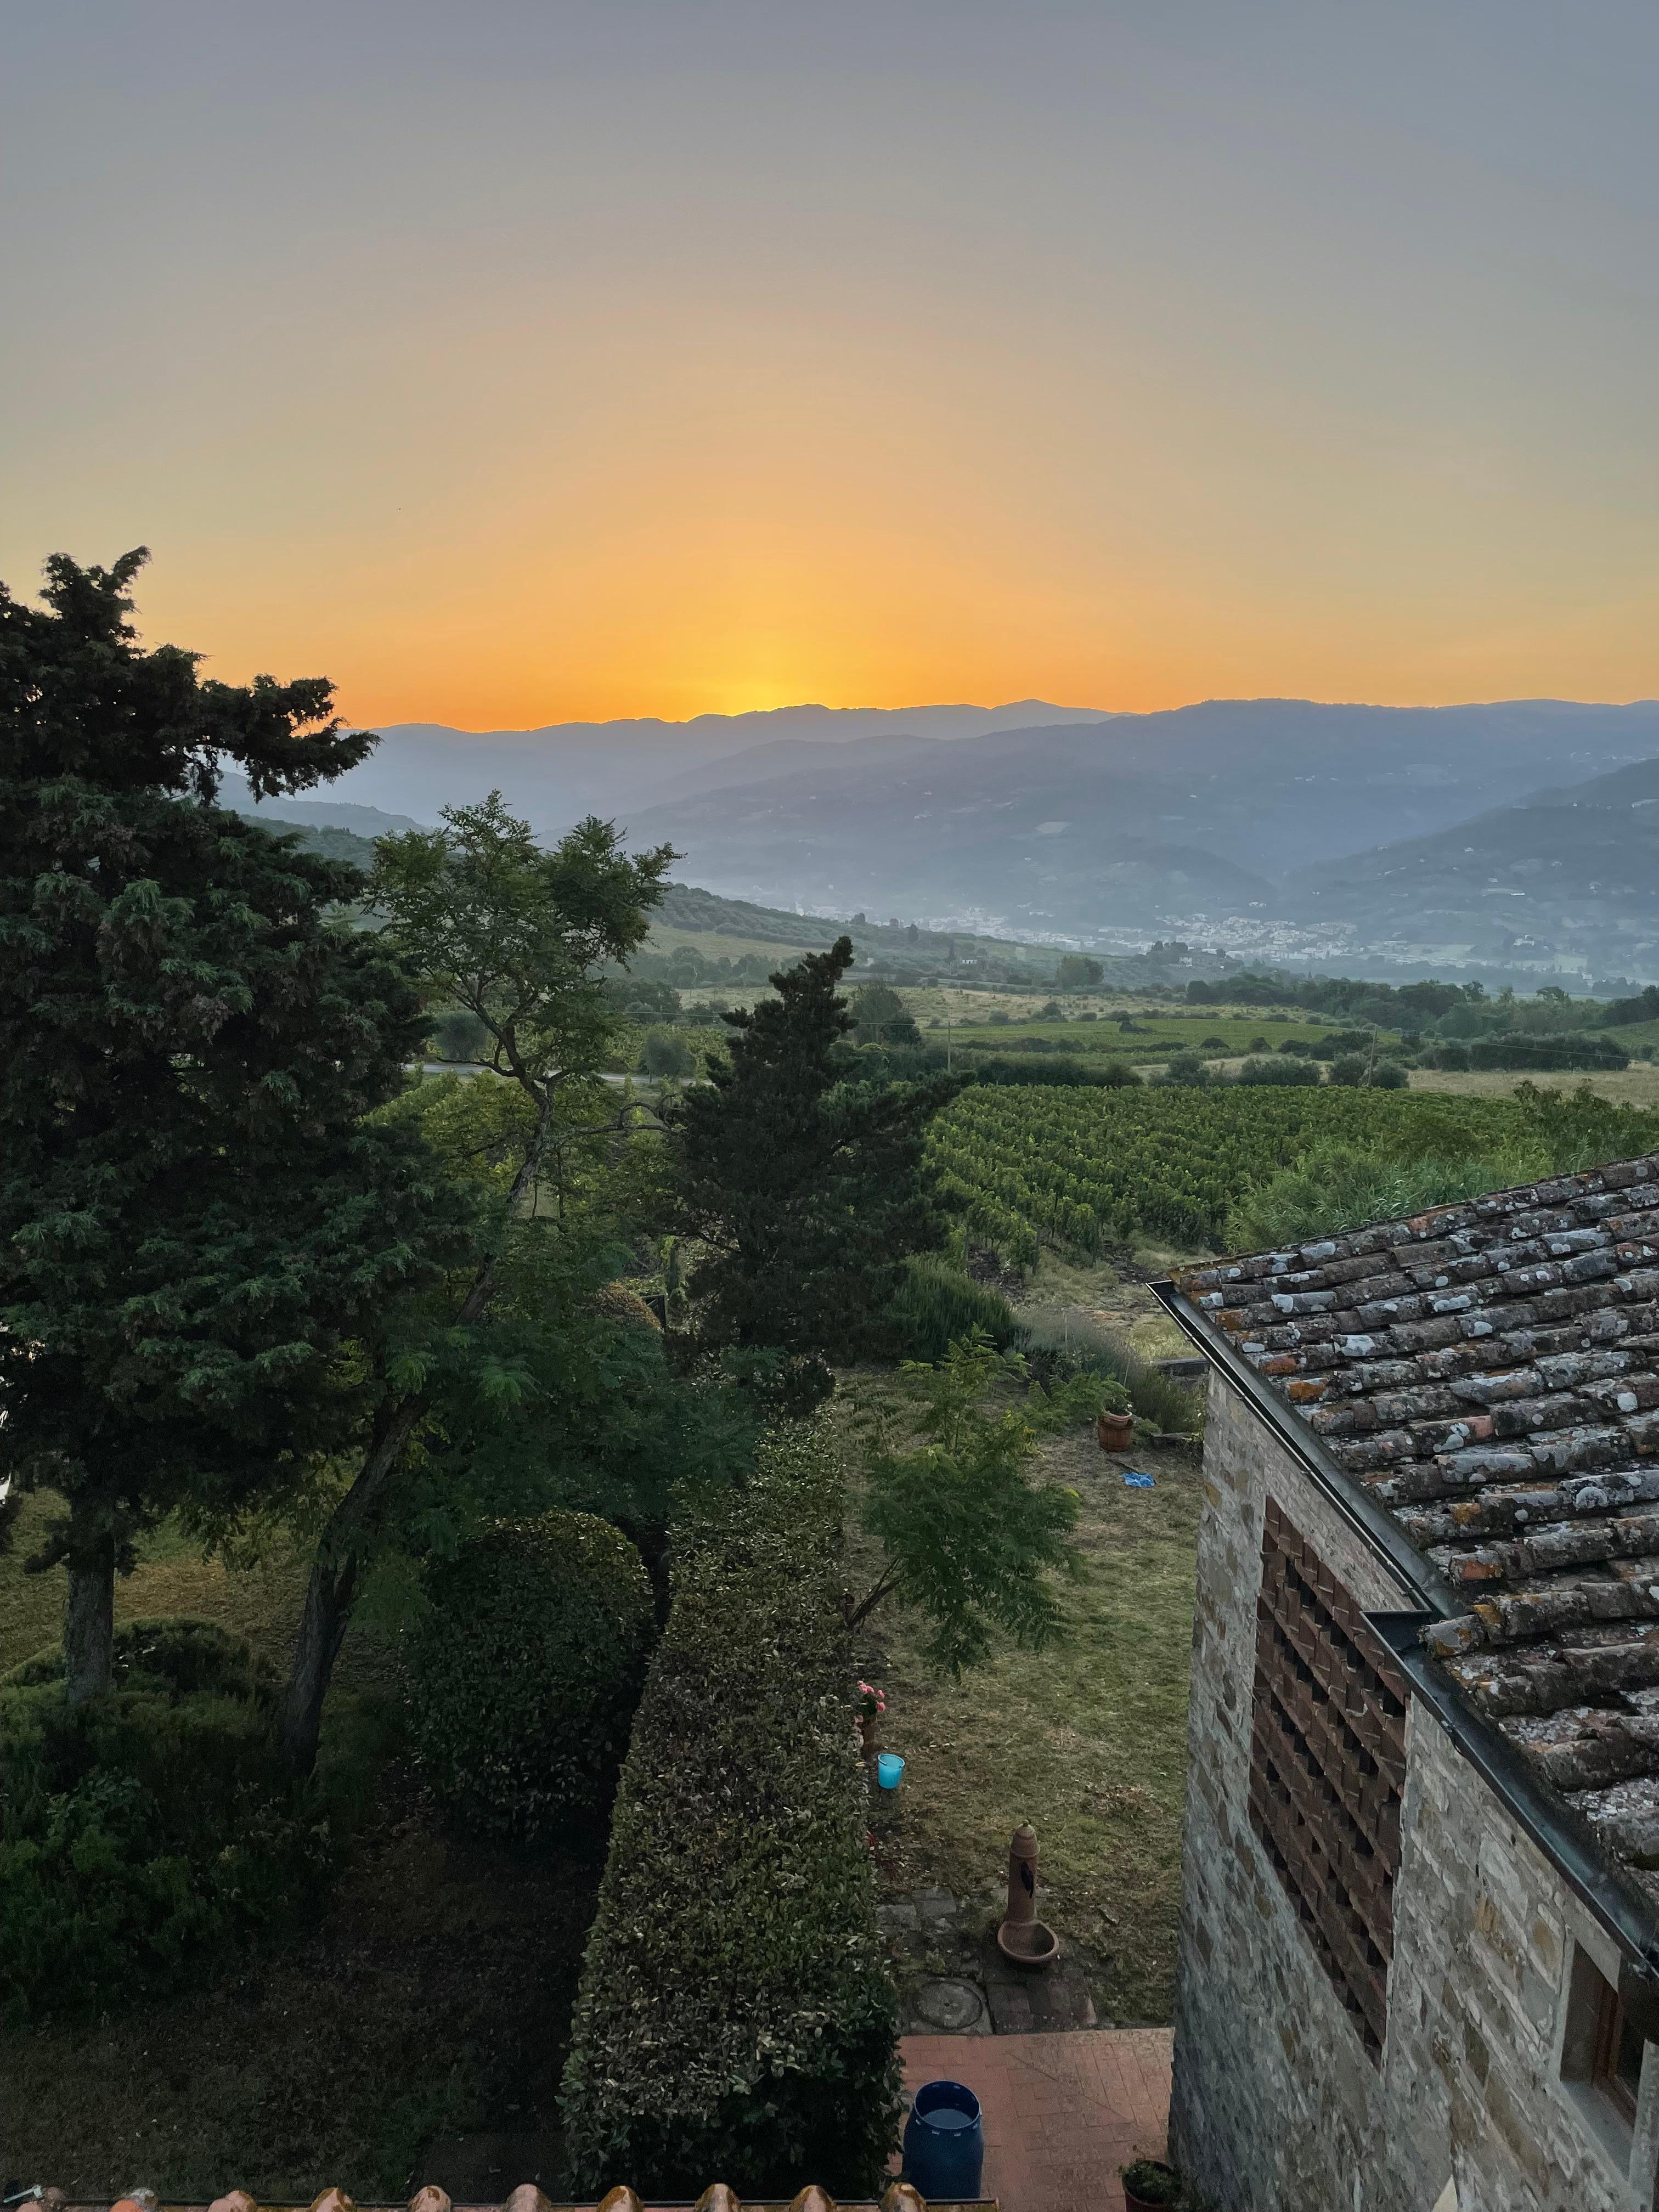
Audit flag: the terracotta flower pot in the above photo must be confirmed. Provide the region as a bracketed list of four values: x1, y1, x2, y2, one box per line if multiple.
[1097, 1408, 1134, 1453]
[1121, 2163, 1181, 2212]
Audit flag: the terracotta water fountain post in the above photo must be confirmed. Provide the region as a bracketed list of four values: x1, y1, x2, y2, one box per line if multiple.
[996, 1821, 1059, 1969]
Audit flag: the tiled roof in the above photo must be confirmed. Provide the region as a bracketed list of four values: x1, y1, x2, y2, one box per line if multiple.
[1176, 1150, 1659, 1900]
[58, 2185, 973, 2212]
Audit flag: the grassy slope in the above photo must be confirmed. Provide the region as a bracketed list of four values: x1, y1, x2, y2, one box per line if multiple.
[843, 1378, 1203, 2027]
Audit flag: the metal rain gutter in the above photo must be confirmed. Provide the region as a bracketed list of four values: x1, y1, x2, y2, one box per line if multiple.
[1367, 1611, 1659, 2030]
[1149, 1276, 1659, 1996]
[1149, 1277, 1457, 1615]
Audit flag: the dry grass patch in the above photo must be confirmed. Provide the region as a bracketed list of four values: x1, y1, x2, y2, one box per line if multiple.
[842, 1384, 1202, 2025]
[1408, 1065, 1659, 1106]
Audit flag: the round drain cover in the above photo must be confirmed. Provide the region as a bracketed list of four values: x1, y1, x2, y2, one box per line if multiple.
[914, 1978, 985, 2031]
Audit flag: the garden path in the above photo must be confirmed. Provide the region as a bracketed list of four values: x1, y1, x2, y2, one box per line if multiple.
[900, 2028, 1172, 2212]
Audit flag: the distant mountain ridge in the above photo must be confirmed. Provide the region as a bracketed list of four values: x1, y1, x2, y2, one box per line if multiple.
[1286, 752, 1659, 977]
[229, 695, 1659, 972]
[606, 698, 1659, 936]
[322, 699, 1110, 829]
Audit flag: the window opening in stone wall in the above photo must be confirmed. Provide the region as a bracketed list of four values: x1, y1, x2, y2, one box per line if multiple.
[1249, 1495, 1409, 2062]
[1593, 1973, 1644, 2127]
[1562, 1945, 1647, 2160]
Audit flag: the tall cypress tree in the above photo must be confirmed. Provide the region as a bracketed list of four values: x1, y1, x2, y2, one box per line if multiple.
[0, 550, 467, 1702]
[667, 938, 958, 1363]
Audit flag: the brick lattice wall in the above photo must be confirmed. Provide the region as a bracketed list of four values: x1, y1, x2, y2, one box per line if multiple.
[1250, 1497, 1409, 2058]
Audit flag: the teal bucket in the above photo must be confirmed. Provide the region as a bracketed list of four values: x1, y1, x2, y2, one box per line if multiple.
[877, 1752, 906, 1789]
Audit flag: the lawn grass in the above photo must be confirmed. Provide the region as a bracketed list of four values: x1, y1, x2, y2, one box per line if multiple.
[0, 1489, 312, 1678]
[840, 1375, 1202, 2027]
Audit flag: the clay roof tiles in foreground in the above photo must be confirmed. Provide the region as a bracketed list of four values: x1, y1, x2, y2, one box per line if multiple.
[1176, 1149, 1659, 1898]
[55, 2185, 984, 2212]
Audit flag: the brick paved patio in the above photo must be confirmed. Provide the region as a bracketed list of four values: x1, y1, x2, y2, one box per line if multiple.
[900, 2028, 1172, 2212]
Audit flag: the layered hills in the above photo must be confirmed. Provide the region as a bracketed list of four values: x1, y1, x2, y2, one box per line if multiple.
[243, 696, 1659, 979]
[1286, 755, 1659, 977]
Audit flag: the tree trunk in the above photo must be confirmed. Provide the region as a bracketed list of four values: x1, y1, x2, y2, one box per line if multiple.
[277, 1091, 557, 1775]
[275, 1389, 425, 1774]
[64, 1536, 115, 1704]
[277, 1551, 359, 1776]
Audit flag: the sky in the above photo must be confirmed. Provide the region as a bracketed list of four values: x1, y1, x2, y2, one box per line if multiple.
[3, 1, 1658, 731]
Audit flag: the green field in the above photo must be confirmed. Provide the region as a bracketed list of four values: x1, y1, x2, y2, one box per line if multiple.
[935, 1011, 1346, 1056]
[927, 1081, 1659, 1258]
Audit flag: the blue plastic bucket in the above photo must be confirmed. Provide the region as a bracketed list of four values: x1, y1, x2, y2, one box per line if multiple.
[904, 2077, 984, 2200]
[877, 1752, 905, 1789]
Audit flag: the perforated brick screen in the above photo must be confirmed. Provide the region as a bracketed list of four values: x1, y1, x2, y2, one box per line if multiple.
[1249, 1496, 1409, 2060]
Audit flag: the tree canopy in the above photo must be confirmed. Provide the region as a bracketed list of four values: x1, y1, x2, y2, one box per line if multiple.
[0, 550, 467, 1702]
[666, 937, 958, 1367]
[275, 797, 676, 1769]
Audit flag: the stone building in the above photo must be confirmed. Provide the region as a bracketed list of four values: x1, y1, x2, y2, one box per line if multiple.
[1158, 1152, 1659, 2211]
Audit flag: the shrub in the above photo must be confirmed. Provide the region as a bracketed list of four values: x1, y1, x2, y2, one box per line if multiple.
[407, 1511, 653, 1845]
[1223, 1138, 1550, 1252]
[1017, 1310, 1203, 1433]
[1121, 2159, 1183, 2206]
[1156, 1053, 1214, 1087]
[430, 1007, 491, 1062]
[1424, 1041, 1470, 1071]
[0, 1619, 332, 2021]
[1368, 1059, 1409, 1089]
[1234, 1055, 1319, 1085]
[1466, 1033, 1630, 1071]
[640, 1028, 696, 1078]
[561, 1427, 900, 2200]
[884, 1255, 1024, 1359]
[972, 1054, 1140, 1088]
[1328, 1052, 1368, 1086]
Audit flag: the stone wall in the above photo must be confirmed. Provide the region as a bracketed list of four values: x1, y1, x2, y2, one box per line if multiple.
[1171, 1372, 1659, 2212]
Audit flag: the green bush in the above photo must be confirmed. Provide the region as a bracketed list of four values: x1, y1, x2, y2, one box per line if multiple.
[1016, 1310, 1203, 1433]
[1466, 1033, 1629, 1071]
[1423, 1040, 1471, 1070]
[639, 1027, 696, 1079]
[970, 1054, 1139, 1087]
[560, 1427, 900, 2201]
[1369, 1059, 1409, 1089]
[406, 1511, 654, 1844]
[1234, 1055, 1319, 1086]
[430, 1007, 491, 1062]
[1155, 1052, 1214, 1087]
[0, 1619, 332, 2022]
[884, 1255, 1024, 1359]
[1223, 1138, 1550, 1252]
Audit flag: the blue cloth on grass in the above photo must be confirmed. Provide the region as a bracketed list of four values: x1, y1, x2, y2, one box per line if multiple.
[1121, 1471, 1155, 1489]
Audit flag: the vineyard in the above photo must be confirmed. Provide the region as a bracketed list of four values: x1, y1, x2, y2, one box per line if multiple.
[926, 1082, 1659, 1259]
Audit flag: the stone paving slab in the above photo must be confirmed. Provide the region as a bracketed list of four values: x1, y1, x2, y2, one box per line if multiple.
[900, 2029, 1172, 2212]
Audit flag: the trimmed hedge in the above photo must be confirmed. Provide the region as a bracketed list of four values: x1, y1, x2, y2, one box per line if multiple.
[407, 1510, 654, 1844]
[1, 1618, 332, 2021]
[560, 1426, 901, 2200]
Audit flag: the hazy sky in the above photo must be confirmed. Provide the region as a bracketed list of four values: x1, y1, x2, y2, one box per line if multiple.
[4, 2, 1657, 728]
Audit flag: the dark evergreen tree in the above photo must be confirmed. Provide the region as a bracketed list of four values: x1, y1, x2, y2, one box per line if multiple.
[666, 938, 958, 1365]
[0, 550, 467, 1703]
